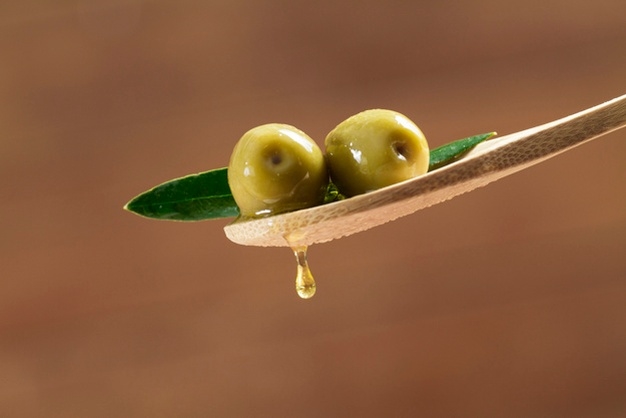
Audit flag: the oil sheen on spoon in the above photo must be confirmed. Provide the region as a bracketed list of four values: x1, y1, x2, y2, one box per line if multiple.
[293, 246, 316, 299]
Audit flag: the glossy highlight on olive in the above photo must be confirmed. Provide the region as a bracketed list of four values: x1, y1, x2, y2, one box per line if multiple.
[227, 123, 329, 218]
[324, 109, 430, 197]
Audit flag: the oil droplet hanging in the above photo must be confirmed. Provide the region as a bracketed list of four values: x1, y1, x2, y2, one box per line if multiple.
[293, 246, 316, 299]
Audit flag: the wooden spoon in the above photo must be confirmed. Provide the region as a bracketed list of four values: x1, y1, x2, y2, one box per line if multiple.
[224, 94, 626, 248]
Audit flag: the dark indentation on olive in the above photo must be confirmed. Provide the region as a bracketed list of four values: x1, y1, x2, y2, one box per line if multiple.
[393, 142, 412, 160]
[269, 151, 282, 165]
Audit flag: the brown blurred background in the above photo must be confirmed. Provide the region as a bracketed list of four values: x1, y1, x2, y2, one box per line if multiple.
[1, 1, 625, 417]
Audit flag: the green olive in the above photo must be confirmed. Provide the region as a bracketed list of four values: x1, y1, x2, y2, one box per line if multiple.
[324, 109, 429, 197]
[228, 123, 329, 218]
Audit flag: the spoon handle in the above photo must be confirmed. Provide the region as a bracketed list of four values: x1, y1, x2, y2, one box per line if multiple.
[224, 94, 626, 247]
[466, 93, 626, 170]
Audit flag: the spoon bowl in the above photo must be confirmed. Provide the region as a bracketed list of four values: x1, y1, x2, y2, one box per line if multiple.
[224, 94, 626, 247]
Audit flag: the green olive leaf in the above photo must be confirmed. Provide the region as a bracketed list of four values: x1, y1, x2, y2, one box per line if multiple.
[124, 132, 496, 221]
[428, 132, 496, 171]
[124, 168, 239, 221]
[323, 182, 346, 204]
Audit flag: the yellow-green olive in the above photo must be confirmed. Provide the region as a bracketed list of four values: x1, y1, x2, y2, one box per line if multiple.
[324, 109, 429, 197]
[228, 123, 328, 218]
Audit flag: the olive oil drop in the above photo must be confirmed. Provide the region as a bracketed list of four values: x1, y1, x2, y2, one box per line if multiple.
[292, 246, 316, 299]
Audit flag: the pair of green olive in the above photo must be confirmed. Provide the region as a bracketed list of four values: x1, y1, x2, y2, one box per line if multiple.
[228, 109, 429, 218]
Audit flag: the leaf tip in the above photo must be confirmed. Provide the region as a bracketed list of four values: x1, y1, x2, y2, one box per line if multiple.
[122, 196, 143, 216]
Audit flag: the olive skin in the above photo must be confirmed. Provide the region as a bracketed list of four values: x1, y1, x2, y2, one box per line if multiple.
[228, 123, 328, 218]
[324, 109, 429, 197]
